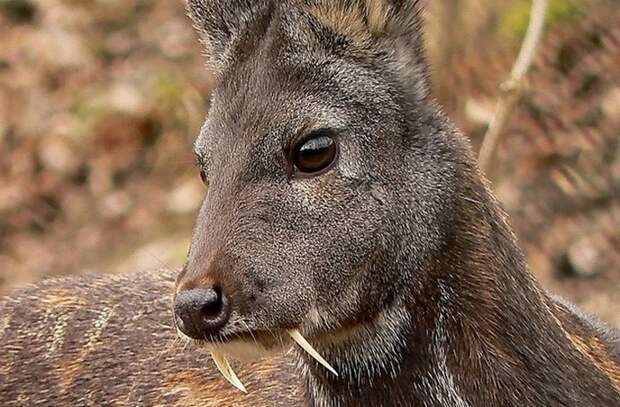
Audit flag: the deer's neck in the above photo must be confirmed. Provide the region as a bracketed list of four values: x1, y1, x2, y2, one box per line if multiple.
[299, 176, 617, 406]
[299, 296, 476, 407]
[296, 186, 525, 406]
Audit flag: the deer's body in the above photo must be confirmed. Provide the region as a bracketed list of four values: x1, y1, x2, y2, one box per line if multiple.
[1, 0, 620, 406]
[1, 268, 619, 406]
[0, 271, 303, 406]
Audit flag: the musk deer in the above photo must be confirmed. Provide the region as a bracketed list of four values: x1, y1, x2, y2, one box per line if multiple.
[2, 0, 620, 406]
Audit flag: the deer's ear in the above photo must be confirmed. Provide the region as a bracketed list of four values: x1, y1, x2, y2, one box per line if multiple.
[306, 0, 424, 44]
[186, 0, 269, 73]
[307, 0, 429, 98]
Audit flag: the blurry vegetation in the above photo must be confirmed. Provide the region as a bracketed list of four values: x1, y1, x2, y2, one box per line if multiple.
[0, 0, 207, 288]
[499, 0, 580, 41]
[0, 0, 37, 23]
[426, 0, 619, 325]
[0, 0, 618, 325]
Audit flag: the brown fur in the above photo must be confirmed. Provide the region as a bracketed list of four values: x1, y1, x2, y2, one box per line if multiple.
[0, 271, 303, 406]
[550, 299, 620, 393]
[571, 335, 620, 392]
[307, 0, 393, 43]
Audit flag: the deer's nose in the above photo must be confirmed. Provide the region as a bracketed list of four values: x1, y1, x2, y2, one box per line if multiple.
[174, 287, 230, 339]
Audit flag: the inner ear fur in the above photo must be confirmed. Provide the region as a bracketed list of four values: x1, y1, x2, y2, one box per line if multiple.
[306, 0, 430, 100]
[305, 0, 424, 44]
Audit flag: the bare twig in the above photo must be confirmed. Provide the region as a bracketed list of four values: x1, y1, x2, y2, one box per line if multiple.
[478, 0, 549, 174]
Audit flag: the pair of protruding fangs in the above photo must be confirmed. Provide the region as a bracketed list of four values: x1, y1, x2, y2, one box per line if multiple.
[210, 329, 338, 392]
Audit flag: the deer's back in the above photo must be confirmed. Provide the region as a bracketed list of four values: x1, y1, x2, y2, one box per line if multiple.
[0, 270, 303, 406]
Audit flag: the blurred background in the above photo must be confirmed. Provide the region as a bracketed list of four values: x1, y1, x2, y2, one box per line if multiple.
[0, 0, 618, 325]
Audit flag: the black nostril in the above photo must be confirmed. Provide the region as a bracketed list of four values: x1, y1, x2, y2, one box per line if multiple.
[200, 286, 223, 319]
[174, 287, 230, 340]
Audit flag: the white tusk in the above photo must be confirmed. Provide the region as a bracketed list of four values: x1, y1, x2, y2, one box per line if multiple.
[288, 329, 338, 376]
[211, 351, 248, 393]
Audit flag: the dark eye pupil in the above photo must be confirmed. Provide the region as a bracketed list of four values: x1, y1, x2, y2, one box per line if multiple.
[293, 135, 337, 174]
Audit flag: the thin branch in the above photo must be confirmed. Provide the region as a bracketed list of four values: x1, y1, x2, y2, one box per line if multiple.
[478, 0, 549, 174]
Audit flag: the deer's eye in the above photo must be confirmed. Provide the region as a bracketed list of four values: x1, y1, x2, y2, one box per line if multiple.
[292, 131, 338, 176]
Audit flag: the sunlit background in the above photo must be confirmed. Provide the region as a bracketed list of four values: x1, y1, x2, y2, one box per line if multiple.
[0, 0, 618, 325]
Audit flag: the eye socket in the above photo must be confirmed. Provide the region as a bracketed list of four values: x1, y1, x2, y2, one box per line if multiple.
[291, 131, 338, 176]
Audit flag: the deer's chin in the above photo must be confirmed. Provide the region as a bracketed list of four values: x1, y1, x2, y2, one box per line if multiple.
[176, 327, 289, 362]
[206, 339, 279, 362]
